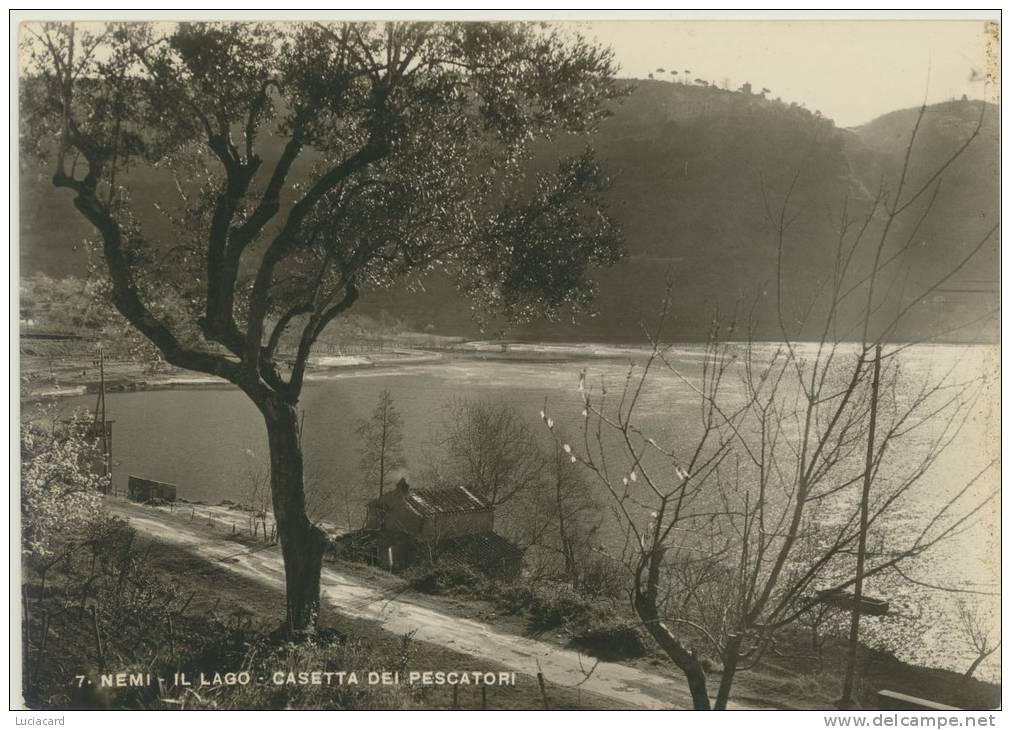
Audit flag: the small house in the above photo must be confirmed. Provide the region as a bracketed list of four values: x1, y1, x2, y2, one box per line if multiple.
[337, 477, 523, 578]
[366, 477, 494, 538]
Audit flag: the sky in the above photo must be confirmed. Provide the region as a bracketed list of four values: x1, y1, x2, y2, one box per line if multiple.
[572, 20, 996, 127]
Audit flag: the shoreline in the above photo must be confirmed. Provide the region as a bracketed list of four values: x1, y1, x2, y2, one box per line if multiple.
[20, 344, 640, 402]
[22, 349, 442, 401]
[21, 339, 999, 403]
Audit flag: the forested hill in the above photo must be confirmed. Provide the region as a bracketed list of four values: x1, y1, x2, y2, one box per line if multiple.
[19, 79, 998, 343]
[512, 83, 999, 343]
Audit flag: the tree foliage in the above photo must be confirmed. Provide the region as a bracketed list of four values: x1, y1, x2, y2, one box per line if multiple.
[21, 409, 108, 560]
[20, 22, 626, 402]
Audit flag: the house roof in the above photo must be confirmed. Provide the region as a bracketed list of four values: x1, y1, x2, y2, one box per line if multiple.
[401, 485, 491, 516]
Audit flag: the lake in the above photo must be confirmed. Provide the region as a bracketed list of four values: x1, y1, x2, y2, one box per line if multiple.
[57, 343, 1000, 680]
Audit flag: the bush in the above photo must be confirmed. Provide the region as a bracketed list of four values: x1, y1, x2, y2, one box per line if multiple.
[576, 555, 628, 601]
[492, 582, 536, 615]
[405, 560, 639, 661]
[570, 605, 647, 661]
[21, 409, 108, 560]
[405, 562, 484, 595]
[526, 586, 594, 631]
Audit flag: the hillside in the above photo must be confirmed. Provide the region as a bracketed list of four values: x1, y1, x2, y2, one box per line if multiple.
[19, 80, 998, 343]
[513, 83, 999, 342]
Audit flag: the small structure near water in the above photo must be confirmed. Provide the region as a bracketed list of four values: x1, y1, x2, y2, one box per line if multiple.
[367, 478, 493, 538]
[334, 476, 523, 578]
[816, 588, 890, 616]
[128, 475, 177, 503]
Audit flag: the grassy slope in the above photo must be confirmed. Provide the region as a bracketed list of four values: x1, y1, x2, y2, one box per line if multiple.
[398, 566, 1002, 711]
[24, 497, 999, 711]
[20, 513, 623, 711]
[140, 539, 620, 710]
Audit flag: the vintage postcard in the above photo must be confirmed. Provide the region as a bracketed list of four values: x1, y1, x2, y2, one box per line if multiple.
[12, 11, 1001, 716]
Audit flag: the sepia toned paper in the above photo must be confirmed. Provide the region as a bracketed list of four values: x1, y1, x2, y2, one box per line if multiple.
[11, 11, 1001, 716]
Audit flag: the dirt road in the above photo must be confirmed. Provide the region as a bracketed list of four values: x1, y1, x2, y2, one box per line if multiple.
[108, 500, 734, 710]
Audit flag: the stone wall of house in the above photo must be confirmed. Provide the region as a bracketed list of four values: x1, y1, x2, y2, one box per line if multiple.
[365, 492, 425, 534]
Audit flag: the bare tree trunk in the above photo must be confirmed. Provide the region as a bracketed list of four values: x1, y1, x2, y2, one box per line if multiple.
[714, 632, 742, 710]
[554, 463, 577, 583]
[635, 597, 711, 710]
[965, 655, 986, 680]
[262, 397, 328, 636]
[964, 643, 999, 679]
[840, 345, 882, 707]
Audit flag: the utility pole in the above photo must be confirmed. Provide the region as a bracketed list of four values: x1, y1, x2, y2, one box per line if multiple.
[92, 344, 111, 492]
[839, 343, 883, 707]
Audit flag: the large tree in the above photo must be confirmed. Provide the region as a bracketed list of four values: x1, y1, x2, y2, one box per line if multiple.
[21, 21, 625, 634]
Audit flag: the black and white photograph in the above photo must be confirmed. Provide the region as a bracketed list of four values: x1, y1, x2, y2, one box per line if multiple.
[12, 11, 1002, 714]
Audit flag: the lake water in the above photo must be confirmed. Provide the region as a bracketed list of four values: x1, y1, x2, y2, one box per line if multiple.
[57, 343, 1000, 680]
